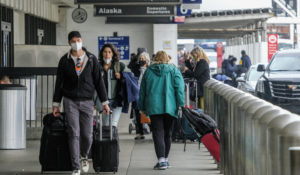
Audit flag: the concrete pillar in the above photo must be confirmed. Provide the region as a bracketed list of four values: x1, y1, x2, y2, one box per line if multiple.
[296, 24, 300, 49]
[290, 24, 295, 48]
[295, 0, 300, 48]
[153, 24, 178, 66]
[261, 21, 267, 42]
[13, 11, 25, 44]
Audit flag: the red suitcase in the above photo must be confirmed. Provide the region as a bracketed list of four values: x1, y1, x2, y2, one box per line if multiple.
[201, 129, 220, 163]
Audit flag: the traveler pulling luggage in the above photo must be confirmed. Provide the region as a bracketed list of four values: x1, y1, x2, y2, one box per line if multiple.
[92, 111, 119, 173]
[39, 113, 72, 173]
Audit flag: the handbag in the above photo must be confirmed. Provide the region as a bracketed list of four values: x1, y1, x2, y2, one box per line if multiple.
[140, 113, 151, 124]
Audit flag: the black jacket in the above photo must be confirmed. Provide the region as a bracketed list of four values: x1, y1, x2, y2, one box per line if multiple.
[185, 59, 194, 71]
[128, 57, 140, 77]
[53, 50, 108, 103]
[185, 59, 210, 97]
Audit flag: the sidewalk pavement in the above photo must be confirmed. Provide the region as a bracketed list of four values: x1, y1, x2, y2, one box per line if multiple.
[0, 114, 221, 175]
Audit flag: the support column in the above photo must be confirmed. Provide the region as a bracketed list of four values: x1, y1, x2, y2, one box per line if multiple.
[296, 24, 300, 48]
[296, 0, 300, 48]
[290, 23, 295, 48]
[259, 21, 268, 63]
[153, 24, 178, 66]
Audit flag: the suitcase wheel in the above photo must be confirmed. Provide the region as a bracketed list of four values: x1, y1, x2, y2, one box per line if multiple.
[129, 123, 133, 134]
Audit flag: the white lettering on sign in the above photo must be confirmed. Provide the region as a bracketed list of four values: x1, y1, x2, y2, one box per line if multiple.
[268, 35, 277, 44]
[98, 8, 122, 14]
[147, 7, 171, 14]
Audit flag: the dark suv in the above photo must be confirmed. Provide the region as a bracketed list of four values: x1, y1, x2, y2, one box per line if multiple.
[255, 49, 300, 114]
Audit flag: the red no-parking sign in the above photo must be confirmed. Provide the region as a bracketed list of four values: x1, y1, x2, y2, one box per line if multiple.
[268, 34, 278, 62]
[216, 42, 223, 68]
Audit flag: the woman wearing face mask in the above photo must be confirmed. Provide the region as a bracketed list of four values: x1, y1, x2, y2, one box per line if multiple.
[183, 47, 210, 109]
[98, 44, 125, 127]
[133, 52, 151, 140]
[138, 52, 150, 86]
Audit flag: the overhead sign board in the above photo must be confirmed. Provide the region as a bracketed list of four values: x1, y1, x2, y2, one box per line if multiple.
[176, 5, 192, 16]
[98, 36, 129, 60]
[182, 0, 202, 3]
[198, 0, 271, 11]
[76, 0, 180, 4]
[182, 0, 202, 9]
[94, 5, 175, 16]
[173, 16, 185, 23]
[106, 17, 173, 24]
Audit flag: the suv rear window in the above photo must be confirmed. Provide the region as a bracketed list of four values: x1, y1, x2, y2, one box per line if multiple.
[269, 53, 300, 71]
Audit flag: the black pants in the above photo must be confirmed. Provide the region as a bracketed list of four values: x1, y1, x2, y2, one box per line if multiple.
[134, 109, 144, 135]
[150, 114, 175, 159]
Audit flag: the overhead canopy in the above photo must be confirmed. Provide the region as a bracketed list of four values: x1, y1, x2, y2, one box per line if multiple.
[179, 8, 273, 39]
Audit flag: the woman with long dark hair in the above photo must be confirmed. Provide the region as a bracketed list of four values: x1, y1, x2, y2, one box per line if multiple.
[98, 44, 125, 127]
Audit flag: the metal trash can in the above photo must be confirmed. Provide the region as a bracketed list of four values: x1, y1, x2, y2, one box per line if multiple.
[11, 76, 36, 121]
[0, 84, 27, 149]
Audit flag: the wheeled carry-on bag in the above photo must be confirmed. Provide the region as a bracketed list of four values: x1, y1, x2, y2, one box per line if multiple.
[39, 113, 72, 173]
[92, 111, 119, 173]
[201, 129, 220, 163]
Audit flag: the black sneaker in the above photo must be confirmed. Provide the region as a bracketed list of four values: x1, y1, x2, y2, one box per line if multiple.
[134, 135, 145, 140]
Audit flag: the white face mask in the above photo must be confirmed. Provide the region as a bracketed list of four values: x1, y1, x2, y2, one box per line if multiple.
[71, 42, 82, 51]
[104, 58, 112, 64]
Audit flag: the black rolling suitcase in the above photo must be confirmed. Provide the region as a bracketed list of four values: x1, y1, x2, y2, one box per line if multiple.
[39, 113, 72, 173]
[92, 111, 119, 173]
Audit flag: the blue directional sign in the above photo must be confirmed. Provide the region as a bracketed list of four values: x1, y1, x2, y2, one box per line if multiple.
[98, 36, 130, 60]
[182, 0, 202, 3]
[176, 5, 192, 16]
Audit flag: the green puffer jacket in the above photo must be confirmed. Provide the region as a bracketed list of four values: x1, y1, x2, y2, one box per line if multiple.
[138, 64, 185, 118]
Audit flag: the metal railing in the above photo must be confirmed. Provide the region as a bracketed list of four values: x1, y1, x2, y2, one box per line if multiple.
[204, 79, 300, 175]
[0, 67, 57, 128]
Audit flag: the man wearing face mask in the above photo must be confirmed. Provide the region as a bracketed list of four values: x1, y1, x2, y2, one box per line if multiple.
[52, 31, 110, 175]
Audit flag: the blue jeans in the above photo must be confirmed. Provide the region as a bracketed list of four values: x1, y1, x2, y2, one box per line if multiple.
[102, 106, 122, 127]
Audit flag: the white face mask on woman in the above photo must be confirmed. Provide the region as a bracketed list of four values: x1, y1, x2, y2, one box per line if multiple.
[104, 58, 112, 64]
[71, 42, 82, 51]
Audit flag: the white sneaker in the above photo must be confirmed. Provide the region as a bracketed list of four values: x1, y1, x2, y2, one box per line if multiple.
[72, 170, 80, 175]
[81, 158, 89, 173]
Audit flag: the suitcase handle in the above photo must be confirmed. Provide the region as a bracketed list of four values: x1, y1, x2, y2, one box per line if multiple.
[97, 110, 113, 141]
[184, 79, 198, 108]
[52, 112, 67, 128]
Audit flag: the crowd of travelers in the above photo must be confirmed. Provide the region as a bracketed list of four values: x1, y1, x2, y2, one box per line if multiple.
[50, 31, 214, 175]
[0, 32, 252, 175]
